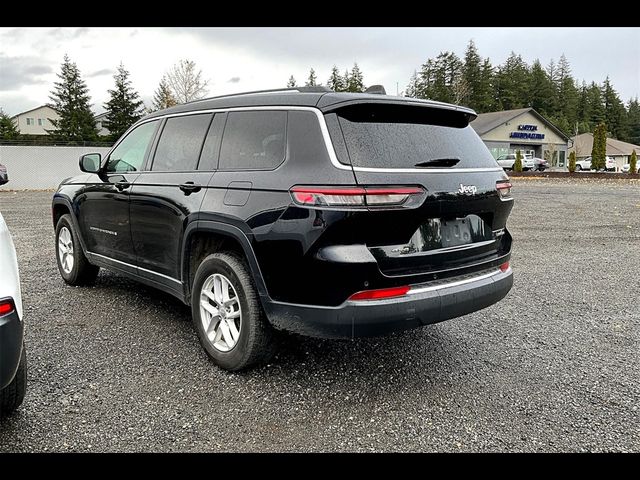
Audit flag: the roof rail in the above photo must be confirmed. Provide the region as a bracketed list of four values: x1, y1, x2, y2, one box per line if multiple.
[183, 86, 332, 106]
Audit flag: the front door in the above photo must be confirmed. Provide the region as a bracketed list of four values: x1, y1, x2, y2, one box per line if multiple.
[77, 120, 160, 268]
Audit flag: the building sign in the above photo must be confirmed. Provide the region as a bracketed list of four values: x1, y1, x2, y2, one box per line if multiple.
[510, 124, 545, 140]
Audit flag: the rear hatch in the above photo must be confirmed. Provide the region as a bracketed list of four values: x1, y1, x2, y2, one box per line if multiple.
[323, 100, 513, 280]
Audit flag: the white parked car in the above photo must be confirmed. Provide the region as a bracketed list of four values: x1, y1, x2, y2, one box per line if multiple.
[574, 156, 616, 172]
[621, 162, 639, 174]
[0, 212, 26, 416]
[496, 153, 535, 171]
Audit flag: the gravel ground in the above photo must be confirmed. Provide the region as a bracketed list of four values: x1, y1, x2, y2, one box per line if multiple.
[0, 178, 638, 452]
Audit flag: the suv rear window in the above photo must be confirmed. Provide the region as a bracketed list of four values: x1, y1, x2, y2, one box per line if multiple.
[329, 103, 497, 169]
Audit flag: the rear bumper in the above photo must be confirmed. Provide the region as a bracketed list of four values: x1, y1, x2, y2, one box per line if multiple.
[264, 267, 513, 339]
[0, 308, 23, 389]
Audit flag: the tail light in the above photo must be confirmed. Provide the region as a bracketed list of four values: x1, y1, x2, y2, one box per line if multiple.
[0, 299, 15, 316]
[348, 285, 410, 301]
[499, 261, 510, 272]
[496, 181, 512, 200]
[290, 186, 425, 209]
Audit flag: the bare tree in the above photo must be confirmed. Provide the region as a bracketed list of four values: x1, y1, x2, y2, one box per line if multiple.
[165, 59, 209, 104]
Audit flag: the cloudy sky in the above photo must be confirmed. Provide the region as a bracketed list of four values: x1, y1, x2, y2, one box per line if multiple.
[1, 27, 638, 116]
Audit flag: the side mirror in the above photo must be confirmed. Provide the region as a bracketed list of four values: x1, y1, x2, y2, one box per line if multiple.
[79, 153, 102, 173]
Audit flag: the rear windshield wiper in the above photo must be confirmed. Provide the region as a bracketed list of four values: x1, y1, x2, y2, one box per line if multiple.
[414, 158, 460, 168]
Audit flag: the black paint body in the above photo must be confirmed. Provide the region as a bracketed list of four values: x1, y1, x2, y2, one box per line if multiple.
[52, 90, 513, 338]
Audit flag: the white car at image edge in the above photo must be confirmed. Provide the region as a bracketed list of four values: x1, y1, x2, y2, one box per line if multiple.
[0, 212, 27, 416]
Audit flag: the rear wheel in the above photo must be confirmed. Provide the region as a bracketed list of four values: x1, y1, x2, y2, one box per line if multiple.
[55, 214, 99, 285]
[191, 252, 275, 371]
[575, 164, 582, 171]
[0, 343, 26, 416]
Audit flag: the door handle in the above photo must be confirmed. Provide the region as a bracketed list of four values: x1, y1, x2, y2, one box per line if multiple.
[115, 180, 130, 191]
[180, 182, 202, 195]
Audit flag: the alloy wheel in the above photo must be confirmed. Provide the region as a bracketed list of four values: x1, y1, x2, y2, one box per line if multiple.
[199, 273, 242, 352]
[58, 226, 74, 274]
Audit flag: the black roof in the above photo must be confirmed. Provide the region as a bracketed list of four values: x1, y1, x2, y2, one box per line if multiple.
[144, 88, 477, 120]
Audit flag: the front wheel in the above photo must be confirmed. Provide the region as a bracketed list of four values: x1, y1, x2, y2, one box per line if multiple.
[191, 252, 275, 371]
[0, 343, 26, 416]
[55, 214, 99, 285]
[574, 164, 582, 171]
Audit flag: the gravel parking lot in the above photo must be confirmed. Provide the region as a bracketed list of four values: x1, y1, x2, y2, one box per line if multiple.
[0, 178, 639, 452]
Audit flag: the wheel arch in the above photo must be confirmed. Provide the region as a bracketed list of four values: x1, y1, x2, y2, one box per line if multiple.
[52, 195, 89, 255]
[182, 221, 270, 305]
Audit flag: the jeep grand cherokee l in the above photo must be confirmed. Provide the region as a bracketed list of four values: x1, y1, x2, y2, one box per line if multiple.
[52, 87, 514, 371]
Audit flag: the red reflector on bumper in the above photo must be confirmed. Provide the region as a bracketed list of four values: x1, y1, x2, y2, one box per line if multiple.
[499, 261, 510, 272]
[348, 286, 410, 301]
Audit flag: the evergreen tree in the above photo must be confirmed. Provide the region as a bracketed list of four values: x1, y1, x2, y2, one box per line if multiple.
[494, 52, 529, 110]
[514, 149, 523, 172]
[556, 55, 579, 131]
[152, 76, 177, 111]
[625, 98, 640, 145]
[418, 52, 463, 104]
[305, 68, 318, 87]
[568, 150, 577, 173]
[585, 82, 605, 128]
[327, 66, 346, 92]
[104, 63, 145, 140]
[0, 109, 19, 140]
[602, 77, 628, 139]
[476, 59, 495, 112]
[404, 70, 422, 99]
[591, 122, 607, 170]
[48, 54, 98, 142]
[461, 40, 482, 109]
[629, 149, 637, 175]
[286, 75, 297, 88]
[527, 59, 555, 116]
[346, 63, 365, 93]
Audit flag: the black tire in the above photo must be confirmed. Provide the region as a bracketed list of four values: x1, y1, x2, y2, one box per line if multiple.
[0, 343, 26, 417]
[191, 252, 275, 371]
[575, 164, 582, 171]
[55, 214, 99, 286]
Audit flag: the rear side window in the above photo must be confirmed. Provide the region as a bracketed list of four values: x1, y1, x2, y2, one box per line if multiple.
[219, 111, 287, 170]
[152, 114, 212, 171]
[331, 103, 498, 169]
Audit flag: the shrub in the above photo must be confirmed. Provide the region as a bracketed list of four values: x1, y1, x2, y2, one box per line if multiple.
[513, 149, 523, 172]
[568, 151, 576, 173]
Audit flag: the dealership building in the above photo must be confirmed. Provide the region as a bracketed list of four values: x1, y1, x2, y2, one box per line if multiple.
[471, 107, 569, 168]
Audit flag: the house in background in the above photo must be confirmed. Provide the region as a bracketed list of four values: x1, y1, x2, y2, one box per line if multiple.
[11, 105, 60, 135]
[569, 133, 640, 171]
[94, 112, 110, 137]
[471, 108, 569, 168]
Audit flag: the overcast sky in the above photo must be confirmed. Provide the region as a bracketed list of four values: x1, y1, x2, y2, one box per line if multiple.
[1, 27, 638, 116]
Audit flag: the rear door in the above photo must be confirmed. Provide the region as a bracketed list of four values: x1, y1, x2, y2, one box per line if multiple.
[129, 113, 221, 286]
[324, 102, 512, 279]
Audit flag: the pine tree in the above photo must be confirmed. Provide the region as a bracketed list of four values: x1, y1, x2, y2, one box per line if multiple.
[556, 55, 579, 130]
[286, 75, 297, 88]
[305, 68, 318, 87]
[418, 52, 463, 104]
[591, 122, 607, 170]
[602, 77, 628, 139]
[152, 76, 178, 112]
[0, 109, 19, 140]
[346, 63, 365, 93]
[462, 40, 482, 109]
[48, 55, 98, 142]
[494, 52, 529, 110]
[629, 149, 637, 175]
[404, 70, 422, 99]
[476, 59, 495, 112]
[625, 98, 640, 145]
[104, 63, 145, 141]
[527, 59, 555, 116]
[327, 66, 346, 92]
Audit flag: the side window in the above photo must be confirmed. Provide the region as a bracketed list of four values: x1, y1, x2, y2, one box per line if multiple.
[152, 114, 213, 172]
[219, 111, 287, 170]
[106, 120, 159, 173]
[198, 114, 226, 171]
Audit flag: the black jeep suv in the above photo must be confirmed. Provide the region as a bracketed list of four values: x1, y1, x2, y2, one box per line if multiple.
[52, 87, 513, 371]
